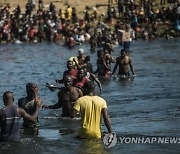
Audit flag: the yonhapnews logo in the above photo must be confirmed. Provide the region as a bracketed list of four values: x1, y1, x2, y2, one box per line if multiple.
[103, 132, 117, 148]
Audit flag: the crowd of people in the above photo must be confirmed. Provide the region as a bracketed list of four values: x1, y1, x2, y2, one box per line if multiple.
[0, 0, 180, 45]
[0, 44, 136, 142]
[0, 81, 112, 141]
[0, 0, 180, 142]
[0, 40, 137, 142]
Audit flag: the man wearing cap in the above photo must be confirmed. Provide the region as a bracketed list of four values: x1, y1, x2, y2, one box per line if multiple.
[76, 49, 86, 69]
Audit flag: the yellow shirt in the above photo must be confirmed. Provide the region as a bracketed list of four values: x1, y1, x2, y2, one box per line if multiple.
[67, 7, 72, 20]
[73, 95, 107, 139]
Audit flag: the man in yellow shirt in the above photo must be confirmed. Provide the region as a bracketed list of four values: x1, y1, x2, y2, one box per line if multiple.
[66, 5, 72, 21]
[71, 81, 112, 139]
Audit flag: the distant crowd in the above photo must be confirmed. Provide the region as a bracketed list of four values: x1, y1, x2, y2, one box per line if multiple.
[0, 0, 180, 46]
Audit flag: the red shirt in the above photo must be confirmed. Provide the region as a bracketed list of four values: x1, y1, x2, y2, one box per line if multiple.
[63, 69, 78, 78]
[74, 77, 90, 89]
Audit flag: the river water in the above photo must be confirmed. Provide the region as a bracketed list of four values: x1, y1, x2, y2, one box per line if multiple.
[0, 38, 180, 154]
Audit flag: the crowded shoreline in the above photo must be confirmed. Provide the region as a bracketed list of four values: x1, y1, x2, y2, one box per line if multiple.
[0, 0, 180, 46]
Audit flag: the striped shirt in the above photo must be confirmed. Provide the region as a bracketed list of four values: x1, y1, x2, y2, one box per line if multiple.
[0, 105, 20, 142]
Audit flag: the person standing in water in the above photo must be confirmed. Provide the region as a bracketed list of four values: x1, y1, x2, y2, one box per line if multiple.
[71, 81, 112, 139]
[0, 91, 42, 142]
[112, 49, 136, 77]
[18, 83, 42, 129]
[94, 50, 111, 77]
[55, 60, 78, 84]
[42, 75, 83, 118]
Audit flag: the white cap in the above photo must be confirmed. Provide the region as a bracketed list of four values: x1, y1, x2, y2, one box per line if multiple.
[78, 49, 85, 54]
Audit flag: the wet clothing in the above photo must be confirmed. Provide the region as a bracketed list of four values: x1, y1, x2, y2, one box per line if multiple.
[0, 105, 20, 142]
[95, 58, 110, 77]
[74, 77, 90, 90]
[64, 69, 78, 80]
[97, 63, 109, 77]
[73, 96, 107, 139]
[63, 69, 78, 78]
[123, 41, 131, 52]
[58, 69, 78, 83]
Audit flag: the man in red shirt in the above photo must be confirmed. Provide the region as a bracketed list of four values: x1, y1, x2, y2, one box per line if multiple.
[73, 68, 90, 92]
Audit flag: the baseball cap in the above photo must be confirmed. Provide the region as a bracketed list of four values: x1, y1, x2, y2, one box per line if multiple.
[78, 49, 85, 54]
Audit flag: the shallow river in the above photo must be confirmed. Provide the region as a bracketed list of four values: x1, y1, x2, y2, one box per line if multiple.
[0, 38, 180, 153]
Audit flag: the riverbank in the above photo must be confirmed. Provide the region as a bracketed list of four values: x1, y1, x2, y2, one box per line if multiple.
[0, 0, 108, 16]
[0, 0, 175, 18]
[0, 0, 179, 44]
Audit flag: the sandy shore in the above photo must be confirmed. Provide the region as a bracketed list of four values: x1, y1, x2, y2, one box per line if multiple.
[0, 0, 110, 17]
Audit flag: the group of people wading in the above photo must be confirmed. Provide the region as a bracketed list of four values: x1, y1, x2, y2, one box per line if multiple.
[0, 46, 136, 142]
[0, 0, 143, 142]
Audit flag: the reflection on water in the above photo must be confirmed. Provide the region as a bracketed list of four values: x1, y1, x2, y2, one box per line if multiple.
[38, 129, 61, 140]
[0, 38, 180, 153]
[77, 139, 109, 154]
